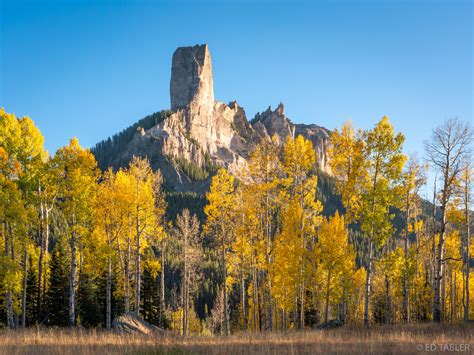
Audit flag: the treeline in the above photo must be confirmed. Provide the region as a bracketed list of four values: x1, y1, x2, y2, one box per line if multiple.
[92, 110, 172, 170]
[0, 108, 472, 334]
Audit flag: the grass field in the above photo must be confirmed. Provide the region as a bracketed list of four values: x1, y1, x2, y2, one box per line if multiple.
[0, 324, 473, 354]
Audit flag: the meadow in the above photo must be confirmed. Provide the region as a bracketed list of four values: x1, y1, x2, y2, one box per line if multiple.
[0, 324, 473, 354]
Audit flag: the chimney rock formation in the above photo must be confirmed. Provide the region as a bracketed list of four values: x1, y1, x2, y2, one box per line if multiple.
[170, 44, 214, 111]
[93, 44, 332, 192]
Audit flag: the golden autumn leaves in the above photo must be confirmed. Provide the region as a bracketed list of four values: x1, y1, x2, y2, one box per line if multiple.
[1, 107, 472, 332]
[203, 135, 352, 330]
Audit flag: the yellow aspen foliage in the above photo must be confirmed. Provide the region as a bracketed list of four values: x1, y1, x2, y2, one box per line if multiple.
[346, 267, 367, 323]
[203, 168, 236, 335]
[52, 137, 98, 325]
[327, 121, 366, 222]
[277, 135, 323, 327]
[317, 211, 356, 322]
[271, 200, 305, 312]
[203, 168, 236, 249]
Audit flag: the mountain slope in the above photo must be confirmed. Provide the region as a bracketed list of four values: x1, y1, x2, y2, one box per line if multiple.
[92, 44, 331, 193]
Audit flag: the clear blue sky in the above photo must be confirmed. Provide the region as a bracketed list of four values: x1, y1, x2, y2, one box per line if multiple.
[1, 0, 472, 168]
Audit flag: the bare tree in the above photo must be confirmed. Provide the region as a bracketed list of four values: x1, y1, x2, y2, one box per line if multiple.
[175, 209, 201, 336]
[207, 288, 225, 335]
[461, 163, 472, 322]
[425, 118, 473, 322]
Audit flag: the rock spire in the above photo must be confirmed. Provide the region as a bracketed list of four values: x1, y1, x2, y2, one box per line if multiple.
[170, 44, 214, 111]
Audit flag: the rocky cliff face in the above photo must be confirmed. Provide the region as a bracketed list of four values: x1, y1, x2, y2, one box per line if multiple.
[170, 44, 214, 111]
[251, 103, 332, 175]
[93, 44, 332, 192]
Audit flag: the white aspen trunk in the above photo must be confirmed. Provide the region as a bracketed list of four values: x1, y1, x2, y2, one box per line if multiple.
[124, 237, 131, 313]
[364, 238, 373, 326]
[325, 268, 331, 323]
[252, 266, 258, 331]
[385, 275, 392, 324]
[464, 173, 470, 322]
[222, 245, 228, 336]
[37, 200, 45, 323]
[182, 231, 188, 336]
[69, 232, 77, 326]
[21, 248, 28, 327]
[402, 191, 410, 323]
[433, 202, 446, 322]
[240, 266, 246, 330]
[160, 246, 165, 327]
[5, 224, 14, 328]
[106, 254, 112, 330]
[135, 213, 141, 316]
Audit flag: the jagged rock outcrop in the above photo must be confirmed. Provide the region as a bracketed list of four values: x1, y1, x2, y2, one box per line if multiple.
[252, 103, 294, 144]
[253, 103, 332, 175]
[93, 44, 332, 192]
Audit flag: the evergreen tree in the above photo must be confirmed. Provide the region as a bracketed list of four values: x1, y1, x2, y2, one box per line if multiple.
[141, 266, 160, 325]
[25, 256, 38, 326]
[46, 242, 69, 326]
[77, 270, 102, 327]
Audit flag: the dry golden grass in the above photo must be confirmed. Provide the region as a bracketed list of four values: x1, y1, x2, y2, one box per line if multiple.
[0, 324, 472, 354]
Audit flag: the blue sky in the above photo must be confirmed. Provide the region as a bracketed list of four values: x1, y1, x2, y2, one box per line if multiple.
[1, 0, 472, 176]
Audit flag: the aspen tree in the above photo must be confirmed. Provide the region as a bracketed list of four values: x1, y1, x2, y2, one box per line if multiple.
[425, 118, 472, 322]
[203, 168, 236, 335]
[53, 138, 98, 326]
[359, 117, 405, 325]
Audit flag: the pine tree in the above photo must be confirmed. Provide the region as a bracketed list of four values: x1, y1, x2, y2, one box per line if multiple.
[25, 255, 38, 326]
[46, 242, 69, 326]
[77, 270, 102, 327]
[141, 266, 160, 325]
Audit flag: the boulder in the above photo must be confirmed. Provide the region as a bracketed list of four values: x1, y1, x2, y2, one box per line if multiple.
[317, 319, 344, 330]
[112, 312, 164, 335]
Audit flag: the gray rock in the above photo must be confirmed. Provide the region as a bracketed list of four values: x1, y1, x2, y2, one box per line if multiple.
[317, 319, 344, 330]
[170, 44, 214, 111]
[95, 44, 332, 192]
[112, 312, 165, 335]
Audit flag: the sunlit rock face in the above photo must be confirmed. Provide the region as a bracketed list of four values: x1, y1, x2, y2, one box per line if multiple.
[99, 44, 332, 192]
[165, 44, 261, 176]
[252, 103, 332, 175]
[170, 44, 214, 111]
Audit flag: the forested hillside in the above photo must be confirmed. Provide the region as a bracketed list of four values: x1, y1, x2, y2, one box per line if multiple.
[92, 110, 172, 171]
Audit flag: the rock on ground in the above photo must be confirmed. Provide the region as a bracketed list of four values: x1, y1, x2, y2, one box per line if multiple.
[112, 312, 164, 335]
[317, 319, 344, 330]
